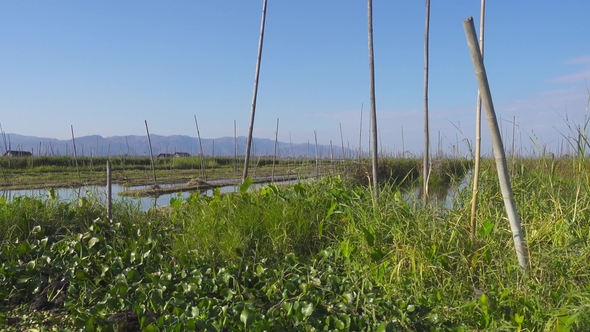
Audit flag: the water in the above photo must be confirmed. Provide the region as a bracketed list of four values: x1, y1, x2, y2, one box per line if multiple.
[0, 179, 306, 211]
[0, 174, 471, 212]
[403, 170, 473, 209]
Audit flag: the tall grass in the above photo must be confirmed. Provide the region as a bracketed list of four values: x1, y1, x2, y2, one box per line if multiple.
[1, 156, 589, 330]
[168, 159, 589, 330]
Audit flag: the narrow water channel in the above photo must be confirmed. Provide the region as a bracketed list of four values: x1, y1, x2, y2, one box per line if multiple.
[1, 173, 472, 212]
[0, 179, 303, 211]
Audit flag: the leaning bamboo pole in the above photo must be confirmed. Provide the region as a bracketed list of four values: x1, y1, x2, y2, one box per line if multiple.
[144, 120, 157, 185]
[194, 115, 205, 178]
[71, 125, 81, 182]
[243, 0, 268, 182]
[423, 0, 431, 198]
[470, 0, 486, 240]
[367, 0, 379, 198]
[463, 17, 529, 270]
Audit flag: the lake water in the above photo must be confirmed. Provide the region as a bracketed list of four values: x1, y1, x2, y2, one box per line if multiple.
[0, 179, 304, 211]
[0, 174, 471, 211]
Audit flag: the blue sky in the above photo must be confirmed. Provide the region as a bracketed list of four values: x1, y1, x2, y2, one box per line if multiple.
[1, 1, 588, 155]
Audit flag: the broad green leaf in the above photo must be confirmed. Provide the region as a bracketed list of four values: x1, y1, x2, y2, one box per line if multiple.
[26, 260, 36, 271]
[300, 302, 314, 317]
[480, 219, 494, 238]
[240, 308, 255, 325]
[220, 288, 233, 301]
[240, 177, 252, 194]
[363, 226, 376, 247]
[370, 249, 385, 262]
[333, 317, 345, 329]
[143, 323, 161, 332]
[88, 237, 99, 248]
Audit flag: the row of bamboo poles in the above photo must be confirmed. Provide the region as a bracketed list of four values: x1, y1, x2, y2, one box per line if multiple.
[238, 0, 528, 270]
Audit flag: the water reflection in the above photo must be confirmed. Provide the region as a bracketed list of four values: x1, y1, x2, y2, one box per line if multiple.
[0, 179, 302, 211]
[1, 174, 471, 212]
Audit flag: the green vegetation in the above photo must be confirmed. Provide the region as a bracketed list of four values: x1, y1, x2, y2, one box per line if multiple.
[1, 156, 589, 330]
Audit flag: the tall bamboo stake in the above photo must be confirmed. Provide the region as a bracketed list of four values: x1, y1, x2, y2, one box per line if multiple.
[367, 0, 379, 198]
[71, 125, 81, 182]
[423, 0, 431, 198]
[106, 160, 112, 221]
[194, 115, 205, 178]
[339, 123, 345, 159]
[470, 0, 486, 240]
[314, 130, 319, 177]
[243, 0, 268, 182]
[401, 125, 405, 156]
[464, 17, 529, 270]
[234, 120, 238, 179]
[289, 131, 294, 159]
[125, 136, 131, 156]
[272, 118, 279, 182]
[144, 120, 157, 184]
[330, 140, 334, 167]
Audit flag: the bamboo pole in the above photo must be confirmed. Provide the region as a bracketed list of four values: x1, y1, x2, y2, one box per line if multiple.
[272, 118, 279, 182]
[339, 123, 345, 159]
[463, 16, 529, 270]
[194, 115, 205, 178]
[144, 120, 157, 185]
[314, 130, 319, 177]
[330, 140, 334, 172]
[106, 160, 112, 221]
[71, 125, 81, 182]
[423, 0, 431, 198]
[289, 131, 294, 159]
[470, 0, 486, 240]
[234, 119, 238, 178]
[243, 0, 268, 182]
[401, 125, 405, 157]
[368, 0, 379, 198]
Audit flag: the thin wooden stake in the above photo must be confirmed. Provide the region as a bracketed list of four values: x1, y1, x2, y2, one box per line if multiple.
[401, 125, 405, 156]
[289, 131, 294, 159]
[145, 120, 157, 184]
[470, 0, 485, 240]
[423, 0, 431, 198]
[368, 0, 379, 198]
[194, 115, 205, 178]
[107, 160, 112, 221]
[243, 0, 268, 182]
[314, 130, 319, 177]
[464, 16, 529, 270]
[234, 120, 238, 178]
[272, 118, 279, 182]
[71, 125, 81, 182]
[339, 122, 345, 159]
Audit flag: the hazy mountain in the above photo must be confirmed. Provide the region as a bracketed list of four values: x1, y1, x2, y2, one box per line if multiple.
[1, 133, 357, 158]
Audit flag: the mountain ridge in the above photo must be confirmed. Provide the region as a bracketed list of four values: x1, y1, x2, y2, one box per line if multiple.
[1, 133, 357, 158]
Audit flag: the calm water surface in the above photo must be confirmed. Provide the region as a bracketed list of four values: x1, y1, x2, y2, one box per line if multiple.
[1, 174, 471, 211]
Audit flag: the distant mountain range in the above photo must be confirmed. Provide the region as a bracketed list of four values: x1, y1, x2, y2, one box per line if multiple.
[0, 133, 358, 158]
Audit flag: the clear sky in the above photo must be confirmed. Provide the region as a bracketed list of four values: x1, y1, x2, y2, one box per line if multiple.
[1, 1, 589, 155]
